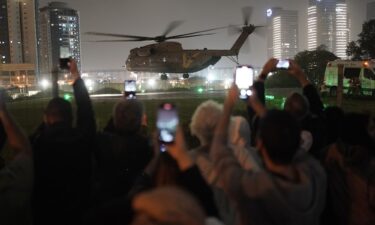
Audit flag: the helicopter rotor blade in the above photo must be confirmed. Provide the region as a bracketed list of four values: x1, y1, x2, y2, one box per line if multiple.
[254, 26, 267, 38]
[165, 33, 215, 40]
[166, 26, 227, 39]
[228, 24, 242, 36]
[162, 20, 184, 37]
[83, 39, 151, 42]
[85, 32, 152, 40]
[242, 7, 252, 25]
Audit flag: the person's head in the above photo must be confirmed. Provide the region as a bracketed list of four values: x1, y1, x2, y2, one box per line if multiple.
[44, 97, 73, 126]
[131, 186, 206, 225]
[284, 92, 310, 121]
[257, 110, 301, 165]
[229, 116, 251, 148]
[190, 100, 223, 145]
[113, 99, 144, 135]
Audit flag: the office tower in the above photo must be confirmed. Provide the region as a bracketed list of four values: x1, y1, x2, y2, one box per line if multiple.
[0, 0, 38, 64]
[307, 0, 349, 59]
[266, 7, 299, 59]
[39, 2, 81, 78]
[367, 2, 375, 21]
[0, 0, 38, 88]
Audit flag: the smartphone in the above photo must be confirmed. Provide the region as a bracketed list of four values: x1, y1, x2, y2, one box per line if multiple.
[59, 58, 71, 70]
[156, 103, 179, 149]
[124, 80, 137, 99]
[235, 65, 254, 100]
[276, 60, 290, 70]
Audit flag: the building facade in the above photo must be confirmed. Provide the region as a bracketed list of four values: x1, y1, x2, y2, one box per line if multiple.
[307, 0, 349, 59]
[367, 2, 375, 21]
[266, 7, 299, 59]
[38, 2, 80, 79]
[0, 0, 38, 88]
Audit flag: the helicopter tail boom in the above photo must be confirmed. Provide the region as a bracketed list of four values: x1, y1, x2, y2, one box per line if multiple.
[230, 25, 256, 55]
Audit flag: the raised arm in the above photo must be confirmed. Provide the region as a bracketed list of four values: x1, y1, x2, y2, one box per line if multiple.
[288, 60, 324, 115]
[210, 84, 238, 161]
[209, 85, 247, 200]
[0, 91, 31, 158]
[247, 58, 278, 145]
[70, 60, 96, 134]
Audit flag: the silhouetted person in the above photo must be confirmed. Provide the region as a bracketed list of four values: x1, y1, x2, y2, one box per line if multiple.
[249, 58, 327, 159]
[31, 60, 96, 225]
[211, 85, 327, 225]
[92, 99, 152, 204]
[0, 90, 33, 225]
[323, 112, 375, 225]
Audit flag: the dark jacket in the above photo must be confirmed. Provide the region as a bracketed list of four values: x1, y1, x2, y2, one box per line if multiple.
[128, 159, 219, 218]
[31, 78, 96, 225]
[92, 131, 153, 204]
[248, 81, 327, 158]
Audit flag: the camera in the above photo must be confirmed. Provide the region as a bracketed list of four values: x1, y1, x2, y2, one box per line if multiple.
[276, 59, 290, 70]
[59, 58, 71, 70]
[156, 103, 178, 148]
[234, 65, 254, 100]
[124, 80, 137, 99]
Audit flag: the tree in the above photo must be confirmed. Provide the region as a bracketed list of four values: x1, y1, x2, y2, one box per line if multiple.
[294, 45, 338, 86]
[347, 19, 375, 59]
[346, 41, 362, 60]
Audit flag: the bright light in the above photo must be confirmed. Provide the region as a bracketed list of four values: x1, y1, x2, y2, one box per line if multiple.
[84, 79, 93, 87]
[64, 94, 72, 101]
[224, 79, 232, 89]
[267, 9, 273, 17]
[40, 79, 50, 89]
[148, 79, 156, 87]
[207, 73, 215, 82]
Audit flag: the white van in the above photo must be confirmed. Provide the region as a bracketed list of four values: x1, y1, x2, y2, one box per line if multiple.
[321, 60, 375, 97]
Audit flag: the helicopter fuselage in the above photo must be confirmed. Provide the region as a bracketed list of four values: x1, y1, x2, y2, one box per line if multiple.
[125, 42, 224, 73]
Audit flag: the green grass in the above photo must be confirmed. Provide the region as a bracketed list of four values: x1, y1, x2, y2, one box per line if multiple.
[2, 91, 374, 161]
[6, 93, 375, 136]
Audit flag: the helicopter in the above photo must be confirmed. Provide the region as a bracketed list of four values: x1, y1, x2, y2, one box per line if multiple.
[86, 8, 261, 79]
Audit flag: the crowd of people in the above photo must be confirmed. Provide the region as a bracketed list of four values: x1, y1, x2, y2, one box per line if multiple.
[0, 58, 374, 225]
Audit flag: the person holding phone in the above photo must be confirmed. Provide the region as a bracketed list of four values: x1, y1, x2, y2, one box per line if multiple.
[31, 59, 96, 225]
[248, 58, 326, 158]
[127, 105, 219, 218]
[0, 90, 33, 225]
[209, 84, 327, 225]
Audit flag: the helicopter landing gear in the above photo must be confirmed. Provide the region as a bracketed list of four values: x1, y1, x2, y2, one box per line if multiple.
[160, 73, 168, 80]
[182, 73, 189, 79]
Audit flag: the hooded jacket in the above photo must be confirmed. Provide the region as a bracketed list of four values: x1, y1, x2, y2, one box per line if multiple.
[214, 150, 326, 225]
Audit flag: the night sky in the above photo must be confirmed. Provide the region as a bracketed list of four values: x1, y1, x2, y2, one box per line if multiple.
[39, 0, 370, 71]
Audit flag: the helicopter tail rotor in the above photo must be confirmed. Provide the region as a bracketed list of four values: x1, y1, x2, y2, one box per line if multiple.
[242, 6, 252, 26]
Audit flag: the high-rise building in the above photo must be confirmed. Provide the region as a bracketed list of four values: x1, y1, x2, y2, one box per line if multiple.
[266, 7, 299, 59]
[307, 0, 349, 59]
[0, 0, 10, 64]
[0, 0, 38, 88]
[39, 2, 81, 78]
[367, 2, 375, 21]
[0, 0, 38, 64]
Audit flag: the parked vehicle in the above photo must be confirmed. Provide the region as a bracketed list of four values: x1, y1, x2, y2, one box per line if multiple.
[321, 60, 375, 97]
